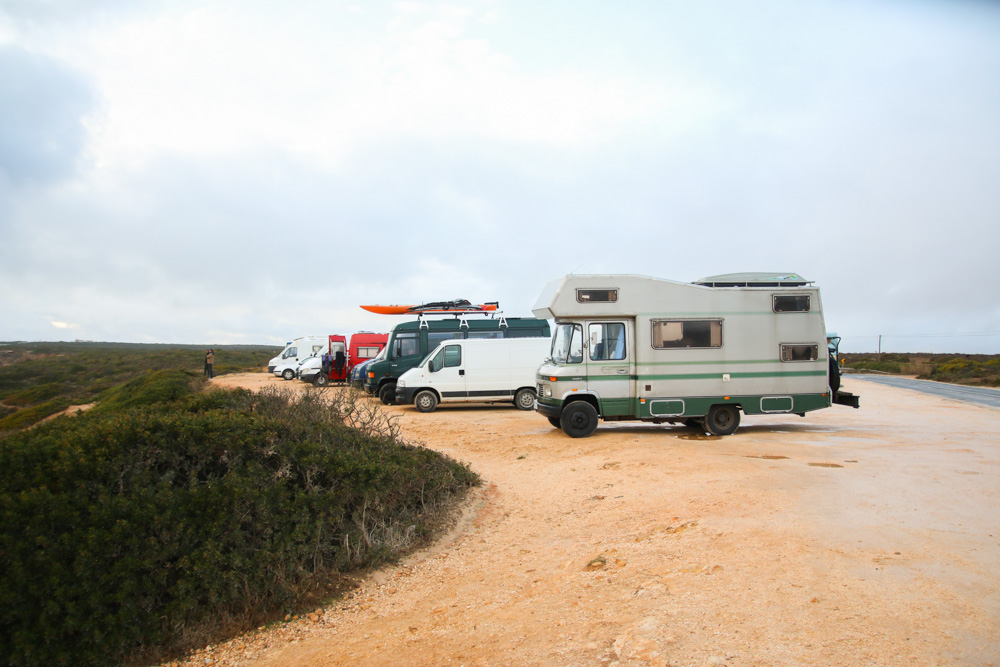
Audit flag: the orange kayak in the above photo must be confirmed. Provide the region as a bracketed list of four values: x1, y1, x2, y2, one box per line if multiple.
[361, 300, 499, 315]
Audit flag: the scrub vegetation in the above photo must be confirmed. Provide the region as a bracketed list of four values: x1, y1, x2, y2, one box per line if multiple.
[0, 353, 480, 666]
[842, 353, 1000, 387]
[0, 342, 280, 431]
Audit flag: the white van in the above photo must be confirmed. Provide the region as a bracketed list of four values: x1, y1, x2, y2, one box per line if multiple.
[395, 338, 550, 412]
[270, 336, 328, 379]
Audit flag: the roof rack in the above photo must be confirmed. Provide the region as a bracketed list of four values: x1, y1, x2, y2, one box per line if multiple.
[694, 272, 812, 287]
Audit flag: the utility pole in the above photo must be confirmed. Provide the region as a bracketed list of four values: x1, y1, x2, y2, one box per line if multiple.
[878, 335, 882, 360]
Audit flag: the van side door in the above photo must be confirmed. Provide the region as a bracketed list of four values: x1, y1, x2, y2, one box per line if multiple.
[585, 320, 633, 416]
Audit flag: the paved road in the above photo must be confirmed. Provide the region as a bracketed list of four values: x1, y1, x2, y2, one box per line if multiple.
[853, 373, 1000, 409]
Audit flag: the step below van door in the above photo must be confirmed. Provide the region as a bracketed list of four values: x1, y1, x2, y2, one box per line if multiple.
[585, 320, 633, 417]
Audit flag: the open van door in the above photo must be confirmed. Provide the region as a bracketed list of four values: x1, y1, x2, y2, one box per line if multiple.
[584, 320, 633, 417]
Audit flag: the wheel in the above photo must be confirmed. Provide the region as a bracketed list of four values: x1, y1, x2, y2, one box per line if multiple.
[282, 368, 295, 380]
[514, 388, 536, 410]
[704, 405, 740, 436]
[561, 401, 599, 438]
[547, 416, 561, 429]
[414, 390, 438, 413]
[829, 355, 841, 394]
[379, 383, 396, 405]
[314, 374, 328, 387]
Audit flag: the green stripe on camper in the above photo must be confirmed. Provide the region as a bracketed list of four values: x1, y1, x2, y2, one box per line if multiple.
[639, 370, 827, 381]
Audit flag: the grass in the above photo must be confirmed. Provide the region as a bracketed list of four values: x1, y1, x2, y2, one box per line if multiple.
[0, 342, 281, 431]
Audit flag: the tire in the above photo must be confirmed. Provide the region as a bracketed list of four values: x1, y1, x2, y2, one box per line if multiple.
[379, 383, 396, 405]
[314, 374, 328, 387]
[704, 405, 740, 436]
[829, 355, 841, 394]
[514, 388, 536, 410]
[282, 368, 295, 380]
[414, 390, 438, 413]
[547, 416, 561, 429]
[561, 401, 599, 438]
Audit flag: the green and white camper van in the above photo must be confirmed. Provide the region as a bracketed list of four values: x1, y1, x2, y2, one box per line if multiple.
[532, 273, 859, 438]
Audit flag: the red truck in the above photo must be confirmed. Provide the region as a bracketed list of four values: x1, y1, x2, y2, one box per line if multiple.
[298, 332, 388, 386]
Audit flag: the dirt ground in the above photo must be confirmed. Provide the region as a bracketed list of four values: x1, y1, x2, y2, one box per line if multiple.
[180, 373, 999, 667]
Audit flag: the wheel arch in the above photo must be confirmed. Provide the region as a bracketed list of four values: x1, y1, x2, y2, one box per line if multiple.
[562, 392, 601, 415]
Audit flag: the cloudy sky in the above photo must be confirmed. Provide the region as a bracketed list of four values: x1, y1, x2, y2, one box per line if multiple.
[1, 0, 998, 353]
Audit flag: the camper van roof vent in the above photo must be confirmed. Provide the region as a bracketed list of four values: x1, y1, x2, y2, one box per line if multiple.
[694, 272, 812, 287]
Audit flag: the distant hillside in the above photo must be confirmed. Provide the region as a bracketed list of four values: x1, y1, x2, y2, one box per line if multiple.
[842, 353, 1000, 387]
[0, 342, 281, 431]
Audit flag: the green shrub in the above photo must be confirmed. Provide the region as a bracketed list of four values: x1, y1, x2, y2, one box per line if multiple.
[0, 397, 72, 431]
[0, 387, 479, 665]
[847, 360, 903, 374]
[91, 369, 201, 413]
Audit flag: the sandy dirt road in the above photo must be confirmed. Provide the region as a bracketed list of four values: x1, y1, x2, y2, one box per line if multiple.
[191, 373, 999, 666]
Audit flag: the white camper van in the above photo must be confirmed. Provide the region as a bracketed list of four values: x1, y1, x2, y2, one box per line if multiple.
[532, 273, 859, 438]
[395, 338, 550, 412]
[270, 336, 328, 379]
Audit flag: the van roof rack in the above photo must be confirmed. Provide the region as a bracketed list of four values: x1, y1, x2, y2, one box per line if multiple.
[694, 272, 812, 287]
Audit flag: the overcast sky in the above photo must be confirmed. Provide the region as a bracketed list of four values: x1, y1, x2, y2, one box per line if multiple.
[1, 0, 998, 353]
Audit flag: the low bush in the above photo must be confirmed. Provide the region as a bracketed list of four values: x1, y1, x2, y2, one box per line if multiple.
[0, 383, 479, 666]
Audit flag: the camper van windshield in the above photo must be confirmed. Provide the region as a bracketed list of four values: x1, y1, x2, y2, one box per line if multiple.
[551, 323, 583, 364]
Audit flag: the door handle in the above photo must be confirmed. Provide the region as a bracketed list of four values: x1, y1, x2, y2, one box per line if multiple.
[459, 370, 465, 376]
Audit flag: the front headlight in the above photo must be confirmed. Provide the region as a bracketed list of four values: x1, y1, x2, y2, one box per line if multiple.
[397, 379, 406, 388]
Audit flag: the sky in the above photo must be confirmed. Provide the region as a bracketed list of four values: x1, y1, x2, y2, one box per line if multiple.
[1, 0, 998, 354]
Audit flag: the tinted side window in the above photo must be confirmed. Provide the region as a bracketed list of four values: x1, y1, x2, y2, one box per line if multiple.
[577, 289, 618, 303]
[652, 320, 723, 348]
[443, 345, 462, 367]
[392, 333, 420, 358]
[781, 344, 819, 361]
[773, 295, 810, 312]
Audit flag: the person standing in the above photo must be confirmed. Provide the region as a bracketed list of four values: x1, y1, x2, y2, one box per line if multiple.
[205, 349, 215, 379]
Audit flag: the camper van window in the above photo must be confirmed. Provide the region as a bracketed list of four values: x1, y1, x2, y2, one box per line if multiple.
[577, 289, 618, 303]
[773, 295, 811, 312]
[391, 333, 419, 359]
[780, 344, 819, 361]
[652, 320, 723, 349]
[357, 346, 380, 358]
[284, 347, 297, 358]
[589, 322, 626, 361]
[468, 331, 503, 339]
[428, 332, 463, 351]
[551, 323, 584, 364]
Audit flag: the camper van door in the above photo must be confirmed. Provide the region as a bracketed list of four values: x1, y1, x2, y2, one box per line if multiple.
[585, 319, 633, 416]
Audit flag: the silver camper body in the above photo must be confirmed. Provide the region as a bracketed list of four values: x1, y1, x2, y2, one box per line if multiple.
[532, 273, 858, 437]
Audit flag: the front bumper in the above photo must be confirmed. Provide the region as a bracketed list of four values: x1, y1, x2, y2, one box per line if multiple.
[395, 385, 417, 404]
[534, 398, 562, 419]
